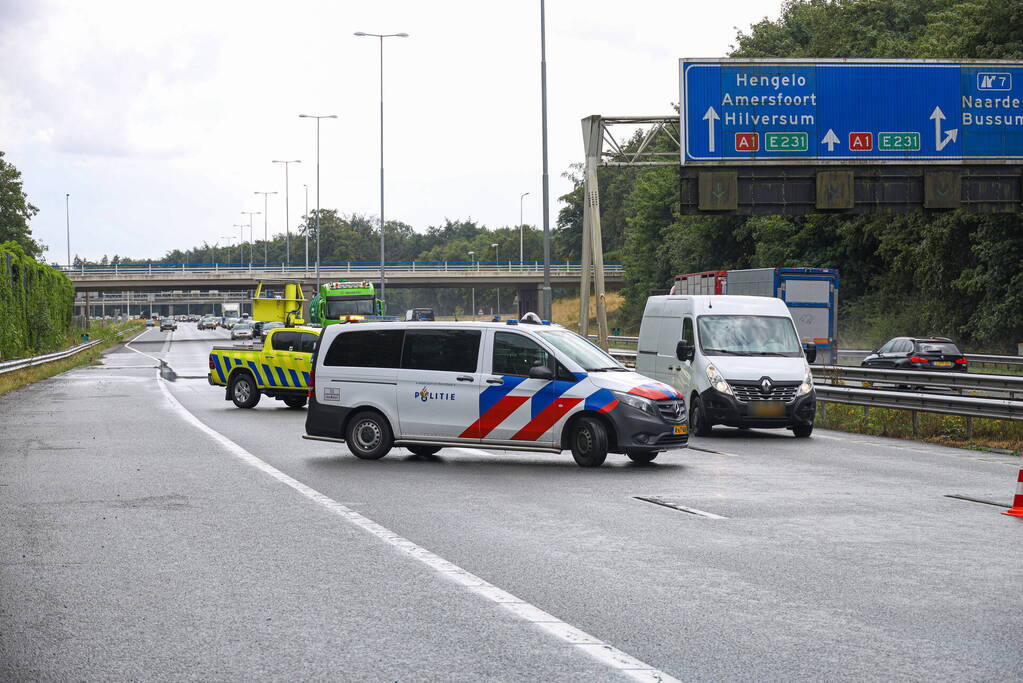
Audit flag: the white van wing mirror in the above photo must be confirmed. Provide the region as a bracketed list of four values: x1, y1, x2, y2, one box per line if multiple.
[802, 342, 818, 364]
[675, 341, 695, 362]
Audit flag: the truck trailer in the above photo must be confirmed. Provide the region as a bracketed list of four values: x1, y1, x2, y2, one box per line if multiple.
[671, 267, 839, 364]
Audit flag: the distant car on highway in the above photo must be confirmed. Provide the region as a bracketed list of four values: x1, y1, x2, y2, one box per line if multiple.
[231, 323, 254, 340]
[861, 337, 967, 372]
[160, 319, 178, 332]
[145, 318, 157, 327]
[257, 321, 284, 337]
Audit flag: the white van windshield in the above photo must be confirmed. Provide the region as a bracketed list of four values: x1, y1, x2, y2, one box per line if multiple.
[533, 329, 626, 372]
[697, 315, 802, 357]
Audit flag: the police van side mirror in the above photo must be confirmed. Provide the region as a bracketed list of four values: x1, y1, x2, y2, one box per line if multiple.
[675, 341, 695, 362]
[528, 364, 554, 380]
[803, 342, 818, 364]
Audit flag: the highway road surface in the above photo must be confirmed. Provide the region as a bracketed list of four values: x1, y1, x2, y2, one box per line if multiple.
[2, 323, 1021, 681]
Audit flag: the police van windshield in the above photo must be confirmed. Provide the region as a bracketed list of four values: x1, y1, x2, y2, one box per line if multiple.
[534, 329, 625, 372]
[697, 315, 802, 357]
[325, 298, 375, 317]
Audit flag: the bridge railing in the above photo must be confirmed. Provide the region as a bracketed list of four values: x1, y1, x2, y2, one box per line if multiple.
[58, 261, 625, 277]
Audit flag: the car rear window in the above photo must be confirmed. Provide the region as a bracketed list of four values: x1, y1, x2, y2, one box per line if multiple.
[915, 341, 961, 355]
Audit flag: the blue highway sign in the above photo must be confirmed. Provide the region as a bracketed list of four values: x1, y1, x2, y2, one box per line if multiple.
[681, 59, 1023, 164]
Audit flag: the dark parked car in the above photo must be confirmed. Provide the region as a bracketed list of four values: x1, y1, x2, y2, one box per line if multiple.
[861, 337, 967, 372]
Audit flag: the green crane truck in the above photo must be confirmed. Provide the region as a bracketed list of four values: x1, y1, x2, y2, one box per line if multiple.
[308, 280, 398, 326]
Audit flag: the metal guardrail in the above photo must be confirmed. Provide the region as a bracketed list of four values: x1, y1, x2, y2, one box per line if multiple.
[604, 350, 1023, 421]
[812, 365, 1023, 396]
[0, 326, 143, 376]
[59, 261, 626, 277]
[814, 385, 1023, 421]
[0, 340, 103, 375]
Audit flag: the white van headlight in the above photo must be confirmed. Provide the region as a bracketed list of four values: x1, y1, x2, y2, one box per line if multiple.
[796, 369, 814, 396]
[705, 364, 731, 395]
[612, 391, 657, 417]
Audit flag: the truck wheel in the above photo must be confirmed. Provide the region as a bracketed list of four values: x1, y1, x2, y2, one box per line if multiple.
[407, 445, 441, 457]
[230, 373, 260, 409]
[283, 396, 307, 409]
[690, 396, 712, 437]
[625, 450, 658, 464]
[346, 411, 393, 460]
[792, 424, 813, 438]
[570, 416, 608, 468]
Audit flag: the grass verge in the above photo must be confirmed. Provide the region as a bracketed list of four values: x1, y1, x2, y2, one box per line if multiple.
[0, 322, 144, 397]
[816, 401, 1023, 456]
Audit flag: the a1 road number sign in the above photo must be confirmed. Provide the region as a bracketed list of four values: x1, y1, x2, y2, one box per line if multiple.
[849, 132, 873, 151]
[735, 132, 759, 151]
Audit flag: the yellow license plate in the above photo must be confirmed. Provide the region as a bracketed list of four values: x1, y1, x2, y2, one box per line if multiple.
[934, 361, 952, 367]
[750, 401, 785, 417]
[673, 425, 688, 435]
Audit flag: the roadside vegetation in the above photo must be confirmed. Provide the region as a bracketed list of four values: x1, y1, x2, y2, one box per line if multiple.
[816, 402, 1023, 456]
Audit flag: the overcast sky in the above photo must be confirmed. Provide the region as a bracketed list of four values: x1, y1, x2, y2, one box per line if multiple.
[0, 0, 782, 264]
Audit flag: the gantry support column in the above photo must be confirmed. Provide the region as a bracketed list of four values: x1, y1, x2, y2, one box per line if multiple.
[581, 115, 609, 350]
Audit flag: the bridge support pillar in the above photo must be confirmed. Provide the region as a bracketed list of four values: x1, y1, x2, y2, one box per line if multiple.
[517, 284, 544, 319]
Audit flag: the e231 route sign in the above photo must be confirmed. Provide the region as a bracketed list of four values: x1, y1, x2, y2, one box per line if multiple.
[681, 58, 1023, 164]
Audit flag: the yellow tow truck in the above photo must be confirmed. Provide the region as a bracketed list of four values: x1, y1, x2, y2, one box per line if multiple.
[207, 282, 320, 409]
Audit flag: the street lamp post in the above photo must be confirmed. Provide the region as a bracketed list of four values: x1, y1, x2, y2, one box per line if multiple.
[519, 191, 530, 267]
[220, 235, 236, 266]
[491, 243, 500, 316]
[240, 212, 260, 268]
[232, 224, 246, 265]
[539, 0, 552, 319]
[299, 114, 338, 291]
[303, 183, 309, 273]
[253, 192, 277, 266]
[65, 193, 70, 268]
[468, 250, 475, 320]
[272, 160, 301, 266]
[355, 30, 409, 315]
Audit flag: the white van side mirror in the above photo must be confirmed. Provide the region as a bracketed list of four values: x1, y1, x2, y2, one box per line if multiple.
[675, 341, 695, 362]
[802, 342, 818, 364]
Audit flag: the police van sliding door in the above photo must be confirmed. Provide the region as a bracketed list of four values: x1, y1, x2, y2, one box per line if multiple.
[397, 329, 483, 442]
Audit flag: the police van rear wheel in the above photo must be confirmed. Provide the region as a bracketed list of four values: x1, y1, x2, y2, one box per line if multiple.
[570, 417, 608, 468]
[230, 373, 260, 409]
[346, 411, 393, 460]
[625, 450, 658, 464]
[407, 445, 441, 457]
[283, 396, 307, 409]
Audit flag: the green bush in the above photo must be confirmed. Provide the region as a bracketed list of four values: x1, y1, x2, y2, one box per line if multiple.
[0, 241, 74, 360]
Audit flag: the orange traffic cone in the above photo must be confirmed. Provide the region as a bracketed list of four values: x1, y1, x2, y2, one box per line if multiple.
[1004, 468, 1023, 517]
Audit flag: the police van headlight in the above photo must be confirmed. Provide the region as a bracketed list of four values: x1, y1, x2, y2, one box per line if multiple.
[796, 368, 814, 396]
[705, 364, 731, 395]
[613, 391, 657, 417]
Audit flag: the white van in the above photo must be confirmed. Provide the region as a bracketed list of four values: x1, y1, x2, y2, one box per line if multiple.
[636, 295, 817, 437]
[304, 320, 688, 467]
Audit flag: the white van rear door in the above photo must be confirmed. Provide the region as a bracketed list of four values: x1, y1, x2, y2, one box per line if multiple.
[397, 328, 483, 441]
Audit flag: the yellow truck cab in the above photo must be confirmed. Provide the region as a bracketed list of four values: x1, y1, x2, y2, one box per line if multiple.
[208, 326, 319, 409]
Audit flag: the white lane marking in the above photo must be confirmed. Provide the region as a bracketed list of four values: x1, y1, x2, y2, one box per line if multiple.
[124, 333, 163, 364]
[156, 375, 681, 683]
[635, 496, 728, 520]
[687, 445, 736, 457]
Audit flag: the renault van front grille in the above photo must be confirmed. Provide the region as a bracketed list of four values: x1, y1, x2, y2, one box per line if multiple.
[729, 381, 799, 403]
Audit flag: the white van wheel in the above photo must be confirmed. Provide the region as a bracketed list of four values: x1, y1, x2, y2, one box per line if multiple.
[625, 450, 658, 464]
[690, 396, 712, 437]
[570, 416, 608, 468]
[346, 411, 393, 460]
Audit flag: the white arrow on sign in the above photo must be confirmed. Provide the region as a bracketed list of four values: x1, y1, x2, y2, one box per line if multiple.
[703, 106, 720, 153]
[821, 128, 840, 152]
[930, 106, 958, 151]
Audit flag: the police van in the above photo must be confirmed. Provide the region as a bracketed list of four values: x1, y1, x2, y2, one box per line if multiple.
[304, 320, 688, 467]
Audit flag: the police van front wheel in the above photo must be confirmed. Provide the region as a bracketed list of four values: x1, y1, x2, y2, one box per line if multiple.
[570, 417, 608, 468]
[346, 411, 393, 460]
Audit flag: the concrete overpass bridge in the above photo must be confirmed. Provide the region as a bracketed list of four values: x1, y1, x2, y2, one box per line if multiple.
[66, 261, 625, 318]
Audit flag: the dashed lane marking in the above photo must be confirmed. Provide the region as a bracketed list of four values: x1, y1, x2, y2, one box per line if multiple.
[156, 374, 681, 683]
